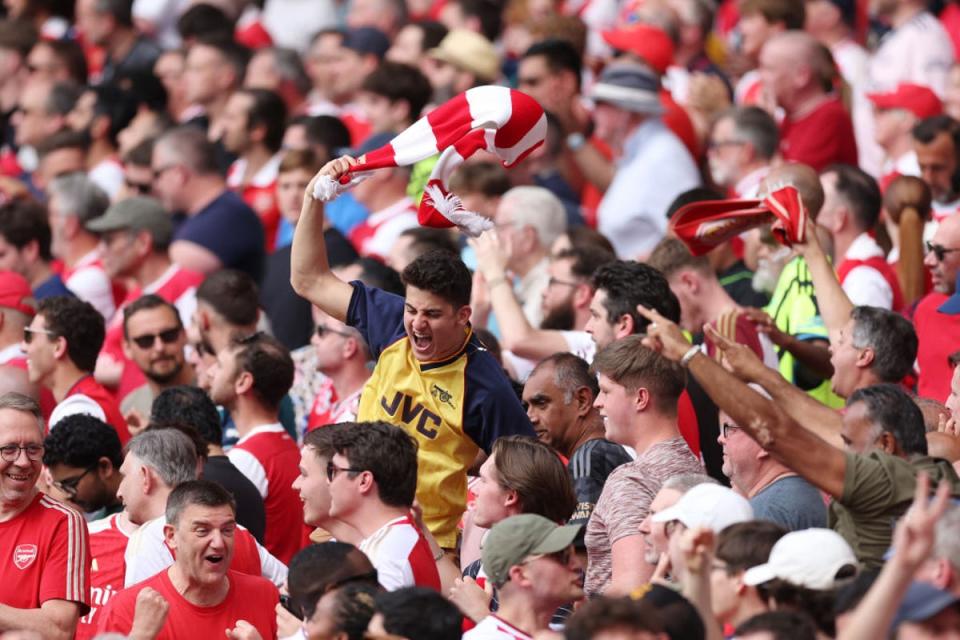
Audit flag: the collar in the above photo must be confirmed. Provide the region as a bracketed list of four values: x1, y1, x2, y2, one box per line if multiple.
[227, 152, 283, 189]
[844, 232, 884, 260]
[143, 263, 180, 294]
[734, 166, 770, 199]
[235, 422, 285, 445]
[0, 343, 22, 364]
[417, 327, 474, 372]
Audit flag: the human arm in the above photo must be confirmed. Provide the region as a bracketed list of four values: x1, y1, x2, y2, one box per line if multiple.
[838, 473, 951, 640]
[794, 222, 853, 341]
[566, 139, 615, 193]
[639, 305, 848, 498]
[607, 535, 655, 595]
[0, 601, 82, 640]
[742, 307, 834, 379]
[127, 588, 169, 640]
[169, 240, 224, 275]
[290, 157, 358, 321]
[448, 576, 494, 622]
[705, 324, 843, 448]
[226, 620, 264, 640]
[677, 527, 725, 640]
[470, 232, 572, 359]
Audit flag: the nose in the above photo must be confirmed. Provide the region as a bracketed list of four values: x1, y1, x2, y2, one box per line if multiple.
[924, 251, 938, 267]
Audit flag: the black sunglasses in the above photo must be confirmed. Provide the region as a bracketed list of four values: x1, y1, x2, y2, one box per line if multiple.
[315, 324, 354, 339]
[125, 178, 153, 195]
[131, 327, 182, 350]
[926, 241, 960, 262]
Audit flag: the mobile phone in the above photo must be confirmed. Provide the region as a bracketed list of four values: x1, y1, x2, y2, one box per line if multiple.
[279, 593, 302, 620]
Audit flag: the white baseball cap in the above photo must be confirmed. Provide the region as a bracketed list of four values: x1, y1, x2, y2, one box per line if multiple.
[651, 483, 753, 531]
[743, 528, 857, 590]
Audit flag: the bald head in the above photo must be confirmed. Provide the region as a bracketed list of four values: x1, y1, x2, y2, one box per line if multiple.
[761, 163, 825, 218]
[760, 31, 835, 110]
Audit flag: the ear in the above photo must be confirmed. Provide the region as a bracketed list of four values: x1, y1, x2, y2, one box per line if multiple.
[22, 240, 39, 263]
[457, 304, 472, 327]
[140, 463, 154, 496]
[357, 469, 376, 497]
[121, 337, 134, 361]
[856, 347, 875, 369]
[877, 431, 897, 455]
[503, 488, 519, 510]
[634, 386, 651, 413]
[135, 231, 153, 259]
[234, 370, 254, 397]
[572, 283, 592, 309]
[163, 522, 177, 550]
[52, 336, 69, 361]
[97, 456, 115, 480]
[678, 270, 699, 295]
[573, 386, 593, 417]
[91, 114, 110, 141]
[507, 563, 531, 588]
[342, 336, 359, 360]
[616, 313, 634, 338]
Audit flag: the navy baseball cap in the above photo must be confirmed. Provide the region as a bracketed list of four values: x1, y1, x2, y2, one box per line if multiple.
[341, 27, 390, 59]
[894, 582, 960, 627]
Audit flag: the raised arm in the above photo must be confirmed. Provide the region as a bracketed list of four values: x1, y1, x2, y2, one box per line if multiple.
[290, 157, 358, 322]
[704, 325, 843, 448]
[639, 305, 847, 498]
[795, 222, 853, 341]
[471, 233, 571, 360]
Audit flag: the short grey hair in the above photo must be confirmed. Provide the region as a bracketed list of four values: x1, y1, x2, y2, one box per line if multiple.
[662, 472, 718, 494]
[48, 173, 110, 225]
[849, 306, 918, 383]
[717, 106, 780, 161]
[126, 429, 197, 487]
[501, 186, 567, 250]
[0, 392, 44, 434]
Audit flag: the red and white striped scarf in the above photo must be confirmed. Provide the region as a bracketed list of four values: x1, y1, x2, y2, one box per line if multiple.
[313, 86, 547, 236]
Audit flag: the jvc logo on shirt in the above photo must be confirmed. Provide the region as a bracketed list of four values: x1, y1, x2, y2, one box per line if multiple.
[380, 392, 442, 438]
[13, 544, 37, 569]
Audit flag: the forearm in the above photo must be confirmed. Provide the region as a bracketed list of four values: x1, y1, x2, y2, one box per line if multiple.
[290, 193, 351, 320]
[837, 559, 914, 640]
[567, 145, 614, 192]
[488, 279, 569, 359]
[0, 603, 76, 640]
[777, 335, 834, 379]
[681, 573, 724, 640]
[801, 244, 852, 337]
[751, 362, 843, 448]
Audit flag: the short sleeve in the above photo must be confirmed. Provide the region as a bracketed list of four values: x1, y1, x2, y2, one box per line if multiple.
[462, 365, 535, 453]
[345, 281, 407, 358]
[600, 470, 656, 545]
[841, 452, 897, 515]
[40, 505, 90, 609]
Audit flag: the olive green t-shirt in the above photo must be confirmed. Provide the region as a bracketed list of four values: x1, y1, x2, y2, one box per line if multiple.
[830, 451, 960, 568]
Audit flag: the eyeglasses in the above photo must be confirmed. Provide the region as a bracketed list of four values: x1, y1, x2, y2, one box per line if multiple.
[707, 139, 746, 151]
[925, 241, 960, 262]
[0, 443, 44, 462]
[23, 327, 57, 344]
[721, 422, 741, 438]
[235, 331, 265, 345]
[315, 325, 354, 339]
[51, 465, 97, 498]
[130, 327, 182, 350]
[548, 277, 580, 288]
[326, 460, 364, 482]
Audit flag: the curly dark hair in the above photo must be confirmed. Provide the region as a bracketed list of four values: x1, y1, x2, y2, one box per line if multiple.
[374, 587, 463, 640]
[150, 385, 222, 447]
[42, 414, 122, 469]
[331, 422, 418, 508]
[37, 296, 105, 372]
[590, 261, 680, 333]
[401, 250, 472, 309]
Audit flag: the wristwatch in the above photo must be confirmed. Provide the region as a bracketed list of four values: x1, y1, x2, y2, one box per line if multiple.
[566, 132, 587, 151]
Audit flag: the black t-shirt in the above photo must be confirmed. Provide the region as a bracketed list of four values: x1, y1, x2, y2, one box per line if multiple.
[568, 438, 632, 528]
[261, 229, 358, 350]
[173, 190, 265, 281]
[202, 455, 267, 543]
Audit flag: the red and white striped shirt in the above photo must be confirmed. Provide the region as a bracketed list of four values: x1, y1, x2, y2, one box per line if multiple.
[347, 197, 419, 261]
[0, 493, 90, 612]
[358, 515, 441, 591]
[227, 153, 282, 252]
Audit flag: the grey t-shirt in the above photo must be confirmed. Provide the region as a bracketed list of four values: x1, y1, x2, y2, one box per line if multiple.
[750, 475, 827, 531]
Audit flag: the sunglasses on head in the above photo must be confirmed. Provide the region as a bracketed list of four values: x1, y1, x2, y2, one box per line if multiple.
[130, 327, 181, 349]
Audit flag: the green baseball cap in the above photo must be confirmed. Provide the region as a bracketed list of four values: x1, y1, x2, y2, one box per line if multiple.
[482, 514, 581, 586]
[86, 196, 173, 246]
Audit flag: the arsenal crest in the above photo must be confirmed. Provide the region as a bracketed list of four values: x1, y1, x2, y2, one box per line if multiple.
[13, 544, 37, 569]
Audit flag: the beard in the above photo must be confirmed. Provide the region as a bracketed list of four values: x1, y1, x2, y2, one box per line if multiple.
[540, 302, 576, 331]
[751, 247, 793, 295]
[145, 358, 185, 385]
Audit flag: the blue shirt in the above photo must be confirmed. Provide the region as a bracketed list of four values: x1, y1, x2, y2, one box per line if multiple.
[173, 190, 265, 280]
[750, 475, 827, 531]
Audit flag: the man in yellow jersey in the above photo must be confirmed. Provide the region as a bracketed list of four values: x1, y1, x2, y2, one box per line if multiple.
[292, 156, 534, 548]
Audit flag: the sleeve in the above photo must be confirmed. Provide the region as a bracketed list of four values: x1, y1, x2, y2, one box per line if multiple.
[841, 267, 894, 310]
[561, 331, 597, 363]
[175, 203, 264, 267]
[345, 281, 408, 358]
[227, 448, 269, 499]
[65, 267, 116, 319]
[602, 472, 657, 545]
[256, 539, 289, 587]
[840, 452, 897, 516]
[40, 505, 91, 608]
[463, 375, 535, 453]
[569, 441, 631, 524]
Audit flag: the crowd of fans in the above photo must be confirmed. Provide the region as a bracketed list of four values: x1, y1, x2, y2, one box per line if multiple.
[3, 0, 960, 638]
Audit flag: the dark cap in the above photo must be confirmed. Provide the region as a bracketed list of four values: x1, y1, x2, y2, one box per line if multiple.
[342, 27, 390, 59]
[86, 197, 173, 246]
[894, 582, 960, 626]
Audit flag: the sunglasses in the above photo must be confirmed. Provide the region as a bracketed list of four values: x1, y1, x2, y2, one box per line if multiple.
[23, 327, 57, 344]
[925, 241, 960, 262]
[524, 545, 575, 567]
[130, 327, 181, 349]
[125, 178, 153, 195]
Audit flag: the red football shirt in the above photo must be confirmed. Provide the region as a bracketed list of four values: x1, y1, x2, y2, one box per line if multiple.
[77, 513, 130, 640]
[63, 375, 131, 444]
[98, 569, 278, 640]
[915, 293, 960, 402]
[780, 96, 858, 172]
[0, 493, 90, 613]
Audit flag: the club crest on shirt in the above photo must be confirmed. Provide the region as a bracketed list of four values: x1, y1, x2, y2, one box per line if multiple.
[13, 544, 37, 569]
[431, 383, 456, 410]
